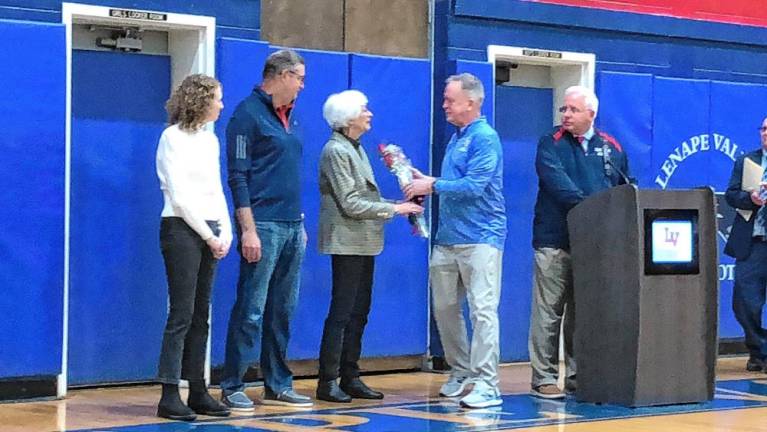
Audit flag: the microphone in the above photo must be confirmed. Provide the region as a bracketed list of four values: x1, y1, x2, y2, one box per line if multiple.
[602, 144, 634, 185]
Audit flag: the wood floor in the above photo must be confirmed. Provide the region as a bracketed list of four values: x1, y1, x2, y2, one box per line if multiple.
[3, 356, 767, 432]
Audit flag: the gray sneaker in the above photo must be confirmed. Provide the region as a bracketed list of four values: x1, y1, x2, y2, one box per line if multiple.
[221, 391, 255, 411]
[460, 380, 502, 409]
[262, 388, 313, 407]
[439, 374, 471, 397]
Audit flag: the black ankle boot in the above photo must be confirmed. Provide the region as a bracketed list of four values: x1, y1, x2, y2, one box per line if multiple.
[157, 383, 197, 421]
[316, 380, 352, 403]
[188, 380, 231, 417]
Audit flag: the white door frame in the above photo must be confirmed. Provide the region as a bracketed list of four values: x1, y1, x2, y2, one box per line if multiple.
[487, 44, 596, 125]
[60, 2, 216, 397]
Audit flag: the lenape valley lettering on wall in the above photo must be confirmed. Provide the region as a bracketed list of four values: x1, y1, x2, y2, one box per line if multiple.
[720, 263, 735, 281]
[655, 133, 742, 189]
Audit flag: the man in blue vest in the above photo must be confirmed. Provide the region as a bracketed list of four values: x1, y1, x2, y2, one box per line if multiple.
[530, 86, 630, 399]
[406, 73, 506, 409]
[724, 116, 767, 373]
[220, 49, 312, 409]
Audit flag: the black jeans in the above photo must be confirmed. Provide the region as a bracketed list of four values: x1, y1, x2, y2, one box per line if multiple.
[318, 255, 375, 382]
[157, 217, 219, 384]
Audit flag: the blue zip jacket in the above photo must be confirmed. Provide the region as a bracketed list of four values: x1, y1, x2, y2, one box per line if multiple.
[226, 87, 303, 221]
[533, 126, 630, 250]
[434, 116, 507, 250]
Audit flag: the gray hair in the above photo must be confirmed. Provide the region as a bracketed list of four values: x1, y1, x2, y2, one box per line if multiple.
[323, 90, 368, 130]
[446, 73, 485, 105]
[262, 49, 305, 80]
[564, 85, 599, 116]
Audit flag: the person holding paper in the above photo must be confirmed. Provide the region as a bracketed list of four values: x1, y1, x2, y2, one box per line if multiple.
[724, 116, 767, 372]
[528, 86, 630, 399]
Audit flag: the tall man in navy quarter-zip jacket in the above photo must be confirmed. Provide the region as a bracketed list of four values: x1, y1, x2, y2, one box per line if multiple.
[220, 50, 313, 410]
[724, 116, 767, 373]
[529, 86, 630, 400]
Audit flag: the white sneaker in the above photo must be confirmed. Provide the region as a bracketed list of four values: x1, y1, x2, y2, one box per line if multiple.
[459, 380, 502, 409]
[439, 374, 471, 397]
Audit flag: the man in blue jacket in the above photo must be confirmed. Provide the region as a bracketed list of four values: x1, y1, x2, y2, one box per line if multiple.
[724, 116, 767, 373]
[221, 49, 312, 409]
[529, 86, 630, 399]
[406, 73, 506, 409]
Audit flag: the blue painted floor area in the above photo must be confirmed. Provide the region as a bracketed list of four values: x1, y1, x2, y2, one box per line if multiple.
[74, 378, 767, 432]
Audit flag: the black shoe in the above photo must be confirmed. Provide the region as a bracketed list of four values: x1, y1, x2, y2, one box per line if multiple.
[316, 380, 352, 403]
[747, 357, 764, 372]
[157, 400, 197, 421]
[340, 378, 384, 400]
[188, 391, 231, 417]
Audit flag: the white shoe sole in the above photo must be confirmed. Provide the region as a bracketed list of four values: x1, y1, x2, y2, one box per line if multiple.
[460, 398, 503, 408]
[225, 405, 256, 412]
[529, 389, 565, 400]
[261, 398, 314, 408]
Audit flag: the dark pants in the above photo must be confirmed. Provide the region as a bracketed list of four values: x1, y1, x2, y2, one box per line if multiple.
[157, 217, 218, 384]
[733, 241, 767, 361]
[318, 255, 375, 382]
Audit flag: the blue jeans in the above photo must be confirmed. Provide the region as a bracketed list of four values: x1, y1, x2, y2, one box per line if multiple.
[221, 221, 306, 394]
[733, 240, 767, 360]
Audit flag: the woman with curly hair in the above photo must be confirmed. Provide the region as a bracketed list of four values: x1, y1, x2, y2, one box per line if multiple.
[155, 74, 232, 420]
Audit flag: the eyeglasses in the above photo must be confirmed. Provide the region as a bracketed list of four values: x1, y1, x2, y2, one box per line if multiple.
[287, 70, 305, 83]
[759, 126, 767, 132]
[558, 106, 584, 114]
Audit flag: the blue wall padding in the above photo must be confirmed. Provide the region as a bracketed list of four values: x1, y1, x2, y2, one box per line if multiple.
[0, 1, 261, 37]
[210, 38, 270, 366]
[496, 86, 553, 361]
[0, 20, 65, 378]
[597, 72, 653, 188]
[68, 51, 170, 384]
[349, 54, 431, 356]
[651, 77, 711, 190]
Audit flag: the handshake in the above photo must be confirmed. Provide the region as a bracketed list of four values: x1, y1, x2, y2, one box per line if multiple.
[379, 143, 431, 237]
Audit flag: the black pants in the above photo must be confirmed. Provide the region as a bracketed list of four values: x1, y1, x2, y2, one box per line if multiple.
[733, 241, 767, 360]
[157, 217, 218, 384]
[318, 255, 375, 382]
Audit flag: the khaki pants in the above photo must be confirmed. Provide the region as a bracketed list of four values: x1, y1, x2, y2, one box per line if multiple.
[430, 244, 502, 388]
[528, 247, 576, 389]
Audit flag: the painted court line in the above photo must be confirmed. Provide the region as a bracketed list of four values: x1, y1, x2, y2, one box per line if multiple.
[72, 378, 767, 431]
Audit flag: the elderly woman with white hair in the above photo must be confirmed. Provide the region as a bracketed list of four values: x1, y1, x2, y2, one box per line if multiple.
[316, 90, 423, 403]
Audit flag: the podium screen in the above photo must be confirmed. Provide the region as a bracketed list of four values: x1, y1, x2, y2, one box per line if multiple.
[644, 209, 699, 275]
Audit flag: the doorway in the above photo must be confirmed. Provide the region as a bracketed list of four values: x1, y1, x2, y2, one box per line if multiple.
[61, 3, 215, 394]
[488, 45, 595, 361]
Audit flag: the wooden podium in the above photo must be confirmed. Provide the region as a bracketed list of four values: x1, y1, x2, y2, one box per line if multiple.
[568, 185, 718, 407]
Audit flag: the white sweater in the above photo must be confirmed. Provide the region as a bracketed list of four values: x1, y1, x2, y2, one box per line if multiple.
[156, 124, 232, 244]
